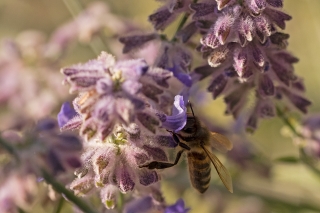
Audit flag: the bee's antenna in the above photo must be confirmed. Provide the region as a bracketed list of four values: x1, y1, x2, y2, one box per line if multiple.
[188, 100, 195, 117]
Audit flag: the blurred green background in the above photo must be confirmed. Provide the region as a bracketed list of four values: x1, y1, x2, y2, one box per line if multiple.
[1, 0, 320, 212]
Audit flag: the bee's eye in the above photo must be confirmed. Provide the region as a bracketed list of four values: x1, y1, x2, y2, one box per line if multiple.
[183, 127, 194, 134]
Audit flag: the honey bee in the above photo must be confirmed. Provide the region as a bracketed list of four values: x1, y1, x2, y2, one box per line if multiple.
[140, 104, 233, 193]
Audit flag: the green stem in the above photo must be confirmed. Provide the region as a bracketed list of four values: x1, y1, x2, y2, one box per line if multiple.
[117, 192, 124, 213]
[41, 169, 98, 213]
[276, 106, 320, 177]
[53, 196, 65, 213]
[171, 0, 199, 42]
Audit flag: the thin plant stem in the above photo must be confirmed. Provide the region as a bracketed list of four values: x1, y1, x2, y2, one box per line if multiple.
[53, 196, 65, 213]
[117, 192, 124, 213]
[171, 0, 199, 42]
[41, 169, 98, 213]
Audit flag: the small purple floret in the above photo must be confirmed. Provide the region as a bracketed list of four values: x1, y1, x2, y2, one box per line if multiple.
[165, 199, 190, 213]
[57, 102, 78, 128]
[162, 95, 187, 132]
[123, 196, 153, 213]
[168, 65, 192, 87]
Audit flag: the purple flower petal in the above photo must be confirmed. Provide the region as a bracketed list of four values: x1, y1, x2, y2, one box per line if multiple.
[138, 169, 159, 186]
[155, 135, 178, 147]
[162, 95, 187, 132]
[116, 162, 135, 193]
[142, 145, 168, 161]
[165, 199, 190, 213]
[168, 65, 192, 87]
[36, 119, 57, 131]
[57, 102, 78, 128]
[124, 196, 153, 213]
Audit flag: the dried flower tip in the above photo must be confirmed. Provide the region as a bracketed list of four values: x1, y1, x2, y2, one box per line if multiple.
[190, 2, 217, 20]
[119, 33, 159, 54]
[177, 22, 198, 43]
[258, 74, 274, 97]
[208, 74, 228, 99]
[267, 0, 283, 8]
[149, 8, 174, 30]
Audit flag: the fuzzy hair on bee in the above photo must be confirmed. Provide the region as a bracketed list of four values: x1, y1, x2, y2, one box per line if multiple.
[140, 103, 233, 193]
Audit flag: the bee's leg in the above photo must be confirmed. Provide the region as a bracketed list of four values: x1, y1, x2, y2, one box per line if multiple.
[167, 130, 191, 151]
[179, 142, 190, 150]
[139, 149, 185, 170]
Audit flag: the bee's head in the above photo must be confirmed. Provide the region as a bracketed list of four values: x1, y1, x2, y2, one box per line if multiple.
[177, 101, 200, 138]
[180, 114, 199, 136]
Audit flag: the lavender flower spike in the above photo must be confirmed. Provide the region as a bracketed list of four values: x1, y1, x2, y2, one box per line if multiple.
[61, 51, 172, 140]
[161, 95, 187, 132]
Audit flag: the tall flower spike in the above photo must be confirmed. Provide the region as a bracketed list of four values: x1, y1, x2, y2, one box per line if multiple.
[119, 33, 159, 54]
[61, 51, 173, 140]
[70, 124, 169, 209]
[191, 0, 310, 130]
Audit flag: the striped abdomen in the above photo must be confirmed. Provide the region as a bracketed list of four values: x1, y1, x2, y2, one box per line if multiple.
[187, 149, 211, 193]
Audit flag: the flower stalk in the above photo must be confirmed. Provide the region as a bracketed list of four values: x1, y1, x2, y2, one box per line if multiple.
[53, 197, 65, 213]
[171, 0, 199, 42]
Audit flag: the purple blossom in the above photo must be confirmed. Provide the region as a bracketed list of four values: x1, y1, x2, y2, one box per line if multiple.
[0, 119, 83, 212]
[165, 199, 190, 213]
[148, 0, 191, 31]
[36, 119, 83, 175]
[168, 65, 192, 87]
[57, 102, 78, 128]
[156, 43, 193, 87]
[119, 33, 159, 54]
[61, 52, 173, 140]
[123, 196, 153, 213]
[190, 0, 310, 131]
[161, 95, 187, 132]
[69, 124, 170, 209]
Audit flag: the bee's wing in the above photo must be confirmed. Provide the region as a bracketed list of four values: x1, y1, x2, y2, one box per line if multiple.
[201, 145, 233, 193]
[210, 132, 233, 153]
